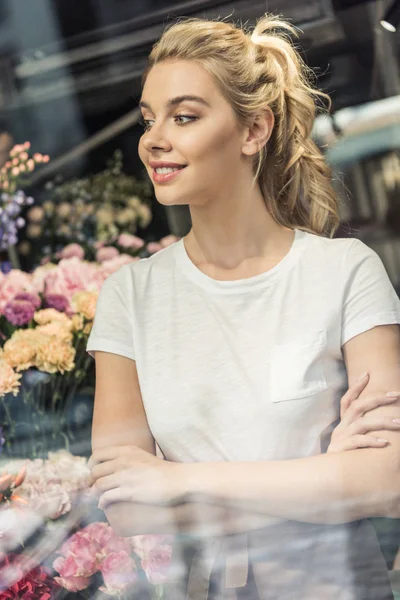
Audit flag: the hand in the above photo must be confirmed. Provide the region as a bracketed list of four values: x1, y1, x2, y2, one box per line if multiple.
[327, 373, 400, 453]
[88, 445, 188, 510]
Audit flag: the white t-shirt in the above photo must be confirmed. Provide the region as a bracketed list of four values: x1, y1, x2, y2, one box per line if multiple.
[87, 228, 400, 599]
[87, 228, 400, 463]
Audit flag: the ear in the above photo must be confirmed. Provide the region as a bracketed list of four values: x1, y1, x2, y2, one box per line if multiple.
[241, 107, 274, 157]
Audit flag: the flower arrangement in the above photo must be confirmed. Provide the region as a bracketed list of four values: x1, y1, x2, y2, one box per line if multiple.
[21, 150, 153, 268]
[0, 450, 174, 599]
[52, 524, 172, 597]
[0, 142, 49, 261]
[0, 234, 180, 457]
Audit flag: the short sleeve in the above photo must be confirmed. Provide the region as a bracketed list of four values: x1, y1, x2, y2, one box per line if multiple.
[341, 238, 400, 347]
[86, 265, 136, 360]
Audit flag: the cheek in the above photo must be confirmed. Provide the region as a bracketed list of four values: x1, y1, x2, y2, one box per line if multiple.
[138, 138, 146, 163]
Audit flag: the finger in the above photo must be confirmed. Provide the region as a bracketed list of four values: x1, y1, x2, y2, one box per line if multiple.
[348, 416, 400, 435]
[98, 487, 132, 510]
[329, 435, 388, 452]
[93, 472, 122, 495]
[340, 373, 370, 419]
[88, 446, 131, 468]
[344, 393, 400, 425]
[90, 459, 122, 484]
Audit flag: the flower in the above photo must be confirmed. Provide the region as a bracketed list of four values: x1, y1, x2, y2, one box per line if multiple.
[160, 234, 180, 248]
[2, 337, 36, 371]
[0, 361, 21, 397]
[42, 257, 99, 305]
[26, 206, 44, 223]
[43, 293, 69, 313]
[0, 270, 35, 314]
[33, 308, 70, 326]
[35, 338, 75, 374]
[35, 321, 73, 343]
[26, 224, 42, 239]
[147, 241, 163, 255]
[13, 292, 41, 309]
[3, 300, 35, 326]
[99, 551, 138, 594]
[58, 243, 85, 260]
[131, 534, 174, 585]
[117, 233, 145, 249]
[71, 290, 98, 320]
[96, 246, 120, 263]
[0, 553, 57, 599]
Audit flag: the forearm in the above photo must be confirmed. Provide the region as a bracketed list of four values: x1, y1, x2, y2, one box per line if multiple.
[185, 449, 400, 524]
[104, 499, 281, 538]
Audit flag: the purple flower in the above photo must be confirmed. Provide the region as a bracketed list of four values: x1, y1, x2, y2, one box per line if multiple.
[4, 299, 35, 326]
[43, 293, 69, 313]
[0, 427, 4, 454]
[14, 292, 41, 309]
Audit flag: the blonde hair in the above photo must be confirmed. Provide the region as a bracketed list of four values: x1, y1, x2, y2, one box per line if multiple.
[142, 14, 339, 238]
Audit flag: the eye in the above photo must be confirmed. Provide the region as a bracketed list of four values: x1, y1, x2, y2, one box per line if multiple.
[138, 116, 153, 131]
[174, 115, 198, 126]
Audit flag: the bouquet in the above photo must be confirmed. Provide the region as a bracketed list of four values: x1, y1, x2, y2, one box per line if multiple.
[0, 450, 174, 599]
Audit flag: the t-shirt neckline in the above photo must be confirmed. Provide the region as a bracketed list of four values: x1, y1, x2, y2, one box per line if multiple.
[174, 228, 307, 293]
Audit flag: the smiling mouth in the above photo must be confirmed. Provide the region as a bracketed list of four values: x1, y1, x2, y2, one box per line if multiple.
[153, 166, 186, 174]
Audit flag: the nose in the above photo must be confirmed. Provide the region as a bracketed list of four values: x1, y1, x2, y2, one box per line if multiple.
[142, 122, 172, 153]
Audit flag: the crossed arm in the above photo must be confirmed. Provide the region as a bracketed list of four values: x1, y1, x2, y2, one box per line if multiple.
[90, 325, 400, 537]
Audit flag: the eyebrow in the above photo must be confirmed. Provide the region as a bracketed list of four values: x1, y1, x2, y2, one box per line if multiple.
[138, 95, 211, 110]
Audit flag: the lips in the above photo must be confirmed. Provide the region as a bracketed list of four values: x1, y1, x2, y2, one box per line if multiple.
[152, 165, 187, 183]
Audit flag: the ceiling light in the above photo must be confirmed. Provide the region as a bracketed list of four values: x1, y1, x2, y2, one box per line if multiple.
[380, 0, 400, 32]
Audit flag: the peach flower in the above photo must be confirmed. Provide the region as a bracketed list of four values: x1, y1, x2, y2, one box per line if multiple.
[34, 308, 71, 326]
[35, 338, 75, 374]
[0, 360, 21, 397]
[35, 321, 73, 343]
[2, 337, 36, 371]
[71, 291, 98, 320]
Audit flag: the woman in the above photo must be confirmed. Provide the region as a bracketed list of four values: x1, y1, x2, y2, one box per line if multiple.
[87, 14, 400, 600]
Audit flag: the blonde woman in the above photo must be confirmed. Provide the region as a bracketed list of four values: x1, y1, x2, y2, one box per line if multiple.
[87, 14, 400, 600]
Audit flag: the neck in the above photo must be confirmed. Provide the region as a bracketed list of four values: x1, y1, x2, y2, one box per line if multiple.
[184, 191, 293, 270]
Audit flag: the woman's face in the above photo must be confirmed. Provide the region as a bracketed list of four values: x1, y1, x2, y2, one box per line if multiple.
[138, 59, 248, 208]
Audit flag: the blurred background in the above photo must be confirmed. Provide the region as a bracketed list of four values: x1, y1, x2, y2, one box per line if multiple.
[0, 0, 399, 275]
[1, 1, 400, 598]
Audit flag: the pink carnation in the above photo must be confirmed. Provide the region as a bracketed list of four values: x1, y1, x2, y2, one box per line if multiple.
[54, 532, 100, 577]
[131, 534, 174, 585]
[14, 292, 41, 309]
[43, 293, 69, 313]
[99, 254, 137, 278]
[117, 233, 145, 249]
[43, 258, 99, 305]
[160, 234, 180, 248]
[59, 243, 85, 260]
[0, 270, 35, 314]
[96, 246, 120, 263]
[83, 522, 131, 557]
[140, 544, 173, 585]
[4, 299, 35, 325]
[99, 551, 137, 593]
[146, 241, 164, 255]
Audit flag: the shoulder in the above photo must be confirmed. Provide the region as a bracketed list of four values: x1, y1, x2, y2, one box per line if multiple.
[304, 232, 379, 264]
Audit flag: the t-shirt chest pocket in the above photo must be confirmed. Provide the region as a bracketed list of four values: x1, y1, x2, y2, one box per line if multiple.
[269, 330, 328, 402]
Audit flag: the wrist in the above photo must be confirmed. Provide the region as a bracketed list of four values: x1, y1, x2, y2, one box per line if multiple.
[181, 461, 226, 503]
